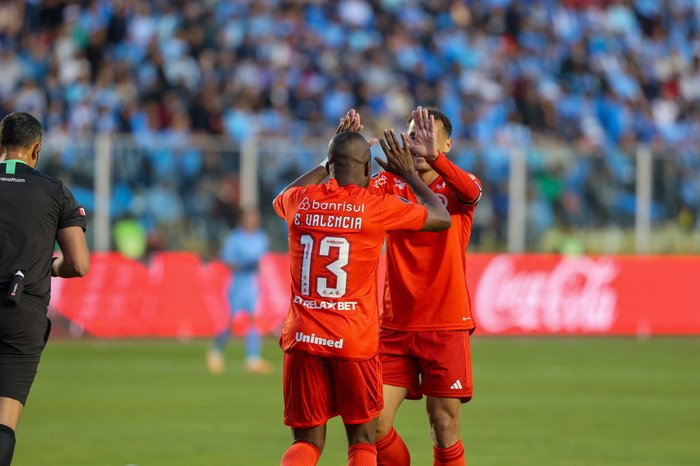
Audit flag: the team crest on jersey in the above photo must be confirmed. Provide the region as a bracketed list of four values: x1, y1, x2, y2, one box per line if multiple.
[396, 195, 410, 204]
[437, 193, 449, 208]
[298, 197, 311, 210]
[437, 182, 446, 190]
[373, 174, 387, 188]
[394, 179, 406, 190]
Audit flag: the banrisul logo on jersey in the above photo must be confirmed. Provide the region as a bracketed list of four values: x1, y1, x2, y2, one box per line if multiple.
[311, 199, 365, 212]
[298, 197, 311, 210]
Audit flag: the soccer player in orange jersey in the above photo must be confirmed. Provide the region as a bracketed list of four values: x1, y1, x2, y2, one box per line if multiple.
[273, 113, 451, 466]
[369, 107, 483, 466]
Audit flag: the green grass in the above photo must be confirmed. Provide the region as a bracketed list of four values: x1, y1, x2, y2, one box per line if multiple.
[14, 337, 700, 466]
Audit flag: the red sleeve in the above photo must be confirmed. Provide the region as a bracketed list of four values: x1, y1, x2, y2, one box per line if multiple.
[430, 153, 482, 205]
[273, 188, 299, 220]
[379, 194, 428, 231]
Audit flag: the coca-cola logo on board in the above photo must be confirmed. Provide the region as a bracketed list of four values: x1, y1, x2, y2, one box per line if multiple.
[475, 255, 619, 333]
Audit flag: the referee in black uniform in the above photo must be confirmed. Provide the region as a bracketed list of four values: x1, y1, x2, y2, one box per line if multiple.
[0, 112, 89, 465]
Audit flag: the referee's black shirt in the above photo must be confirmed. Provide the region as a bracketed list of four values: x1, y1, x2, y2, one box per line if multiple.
[0, 160, 87, 311]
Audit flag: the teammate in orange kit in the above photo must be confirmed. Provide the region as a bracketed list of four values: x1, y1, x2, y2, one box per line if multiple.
[369, 107, 483, 466]
[273, 111, 450, 466]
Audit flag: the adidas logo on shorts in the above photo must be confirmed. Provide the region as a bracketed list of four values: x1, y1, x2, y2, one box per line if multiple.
[450, 379, 463, 390]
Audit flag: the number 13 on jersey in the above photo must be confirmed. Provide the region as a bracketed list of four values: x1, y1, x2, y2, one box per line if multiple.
[299, 235, 349, 298]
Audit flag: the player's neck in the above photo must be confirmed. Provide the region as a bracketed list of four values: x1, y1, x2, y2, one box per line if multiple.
[1, 150, 34, 167]
[419, 169, 439, 186]
[335, 175, 364, 187]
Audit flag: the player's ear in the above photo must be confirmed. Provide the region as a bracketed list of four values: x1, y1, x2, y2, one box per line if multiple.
[443, 137, 453, 154]
[31, 141, 42, 163]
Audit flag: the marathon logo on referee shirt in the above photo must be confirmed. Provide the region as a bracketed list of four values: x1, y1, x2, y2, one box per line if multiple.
[295, 331, 344, 349]
[294, 295, 358, 311]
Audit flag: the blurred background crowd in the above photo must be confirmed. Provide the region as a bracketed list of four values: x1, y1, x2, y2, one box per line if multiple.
[0, 0, 698, 256]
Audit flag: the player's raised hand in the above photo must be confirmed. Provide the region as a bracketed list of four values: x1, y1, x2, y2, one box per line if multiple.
[408, 106, 438, 162]
[336, 108, 363, 134]
[335, 108, 378, 146]
[376, 129, 417, 180]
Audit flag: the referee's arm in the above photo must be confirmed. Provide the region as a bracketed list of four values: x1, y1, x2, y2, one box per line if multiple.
[51, 226, 89, 278]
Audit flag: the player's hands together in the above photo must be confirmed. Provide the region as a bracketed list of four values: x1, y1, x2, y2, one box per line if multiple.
[335, 109, 377, 146]
[376, 129, 418, 180]
[336, 108, 363, 133]
[408, 106, 438, 162]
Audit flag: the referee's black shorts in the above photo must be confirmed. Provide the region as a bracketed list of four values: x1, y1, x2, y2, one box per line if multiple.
[0, 298, 51, 405]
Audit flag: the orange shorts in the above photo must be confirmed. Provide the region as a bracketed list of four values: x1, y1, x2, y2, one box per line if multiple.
[379, 329, 473, 402]
[283, 351, 383, 428]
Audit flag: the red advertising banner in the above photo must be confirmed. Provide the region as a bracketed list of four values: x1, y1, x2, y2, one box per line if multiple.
[50, 253, 700, 337]
[468, 255, 700, 335]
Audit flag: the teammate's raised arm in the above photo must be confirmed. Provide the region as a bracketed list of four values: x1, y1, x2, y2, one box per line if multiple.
[376, 129, 450, 232]
[410, 106, 482, 205]
[274, 164, 327, 197]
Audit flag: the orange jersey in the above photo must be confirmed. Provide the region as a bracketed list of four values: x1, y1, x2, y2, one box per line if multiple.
[369, 154, 482, 331]
[273, 178, 428, 360]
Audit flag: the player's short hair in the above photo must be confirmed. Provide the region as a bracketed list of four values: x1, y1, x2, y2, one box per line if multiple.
[328, 131, 369, 165]
[0, 112, 43, 149]
[408, 107, 453, 137]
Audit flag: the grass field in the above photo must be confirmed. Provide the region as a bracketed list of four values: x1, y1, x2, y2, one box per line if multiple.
[13, 337, 700, 466]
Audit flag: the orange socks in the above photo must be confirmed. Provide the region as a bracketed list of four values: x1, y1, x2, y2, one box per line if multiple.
[348, 443, 377, 466]
[281, 441, 320, 466]
[376, 428, 410, 466]
[433, 440, 465, 466]
[376, 428, 464, 466]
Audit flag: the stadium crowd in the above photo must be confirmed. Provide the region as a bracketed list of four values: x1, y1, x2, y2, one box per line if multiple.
[0, 0, 698, 254]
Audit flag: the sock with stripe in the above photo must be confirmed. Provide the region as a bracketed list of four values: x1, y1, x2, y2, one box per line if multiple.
[433, 440, 465, 466]
[0, 424, 16, 466]
[281, 440, 320, 466]
[376, 427, 410, 466]
[348, 443, 376, 466]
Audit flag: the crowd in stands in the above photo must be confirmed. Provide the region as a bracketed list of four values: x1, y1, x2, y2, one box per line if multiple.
[0, 0, 698, 254]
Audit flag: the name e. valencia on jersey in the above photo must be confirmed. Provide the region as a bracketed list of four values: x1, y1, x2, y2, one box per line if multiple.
[293, 197, 366, 230]
[294, 213, 363, 231]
